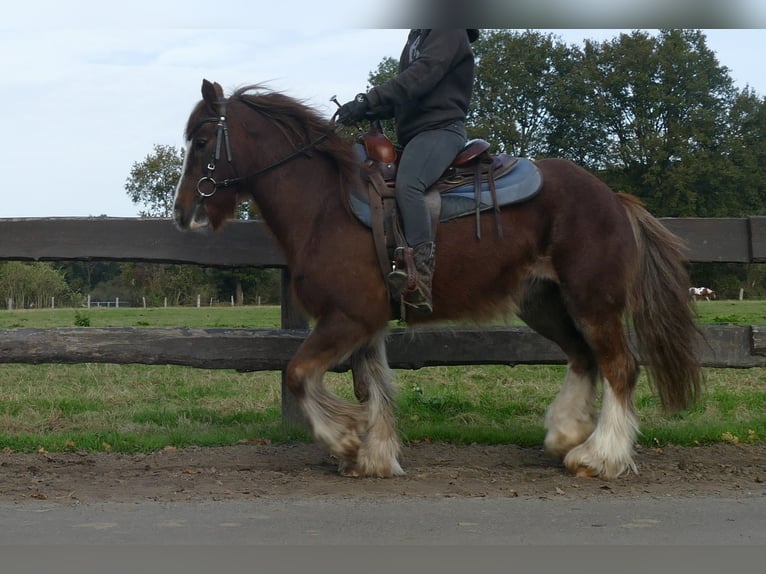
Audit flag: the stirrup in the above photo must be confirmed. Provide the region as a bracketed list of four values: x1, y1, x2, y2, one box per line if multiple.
[387, 268, 408, 296]
[388, 246, 416, 295]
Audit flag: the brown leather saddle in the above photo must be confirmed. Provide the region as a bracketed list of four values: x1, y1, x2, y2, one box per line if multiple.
[355, 122, 521, 285]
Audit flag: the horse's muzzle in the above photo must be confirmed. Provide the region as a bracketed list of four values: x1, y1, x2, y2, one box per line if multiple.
[173, 203, 210, 232]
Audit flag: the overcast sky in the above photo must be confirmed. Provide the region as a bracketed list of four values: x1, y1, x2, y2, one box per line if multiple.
[2, 1, 766, 218]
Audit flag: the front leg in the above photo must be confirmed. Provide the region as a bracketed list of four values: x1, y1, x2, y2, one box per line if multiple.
[300, 381, 367, 464]
[284, 313, 367, 466]
[285, 314, 400, 476]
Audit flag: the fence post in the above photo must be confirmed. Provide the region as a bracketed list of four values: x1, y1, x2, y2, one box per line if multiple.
[280, 268, 309, 428]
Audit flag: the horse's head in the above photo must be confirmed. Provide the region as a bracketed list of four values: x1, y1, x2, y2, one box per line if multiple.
[173, 80, 244, 231]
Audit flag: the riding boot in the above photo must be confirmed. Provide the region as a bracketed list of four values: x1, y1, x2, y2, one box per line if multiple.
[402, 241, 436, 314]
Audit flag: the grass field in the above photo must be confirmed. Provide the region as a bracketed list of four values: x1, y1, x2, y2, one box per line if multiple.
[0, 301, 764, 453]
[0, 305, 284, 330]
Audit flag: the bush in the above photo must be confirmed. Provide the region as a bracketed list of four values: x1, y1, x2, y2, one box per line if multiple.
[74, 312, 91, 327]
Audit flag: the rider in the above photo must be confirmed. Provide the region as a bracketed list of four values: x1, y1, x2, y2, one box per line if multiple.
[337, 29, 479, 315]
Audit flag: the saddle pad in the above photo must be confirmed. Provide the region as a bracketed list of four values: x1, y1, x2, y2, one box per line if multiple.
[349, 157, 543, 228]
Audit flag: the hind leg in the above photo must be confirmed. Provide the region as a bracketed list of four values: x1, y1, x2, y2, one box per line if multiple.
[343, 332, 404, 477]
[519, 280, 598, 459]
[544, 365, 598, 459]
[563, 320, 640, 479]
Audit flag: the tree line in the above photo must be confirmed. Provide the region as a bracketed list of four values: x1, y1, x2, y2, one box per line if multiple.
[0, 259, 281, 309]
[369, 29, 766, 218]
[2, 29, 765, 306]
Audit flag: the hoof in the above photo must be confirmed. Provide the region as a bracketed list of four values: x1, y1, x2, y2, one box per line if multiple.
[571, 464, 600, 478]
[337, 459, 405, 478]
[544, 431, 586, 461]
[338, 460, 361, 477]
[563, 447, 637, 480]
[543, 423, 595, 461]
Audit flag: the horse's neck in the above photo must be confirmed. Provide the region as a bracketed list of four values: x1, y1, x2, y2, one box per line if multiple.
[250, 161, 343, 264]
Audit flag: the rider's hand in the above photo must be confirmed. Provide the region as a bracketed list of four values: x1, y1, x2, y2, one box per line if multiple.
[337, 93, 370, 125]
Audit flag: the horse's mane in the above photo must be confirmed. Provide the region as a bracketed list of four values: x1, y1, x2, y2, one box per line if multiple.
[230, 85, 360, 210]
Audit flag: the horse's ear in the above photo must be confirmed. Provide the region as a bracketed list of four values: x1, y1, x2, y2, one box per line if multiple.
[201, 79, 224, 106]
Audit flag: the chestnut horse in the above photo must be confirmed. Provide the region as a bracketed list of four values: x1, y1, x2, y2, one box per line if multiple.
[173, 80, 702, 480]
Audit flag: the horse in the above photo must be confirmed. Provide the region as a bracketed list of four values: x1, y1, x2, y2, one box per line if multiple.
[689, 287, 717, 301]
[173, 80, 702, 480]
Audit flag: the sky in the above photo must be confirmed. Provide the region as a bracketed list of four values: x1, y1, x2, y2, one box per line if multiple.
[2, 1, 766, 218]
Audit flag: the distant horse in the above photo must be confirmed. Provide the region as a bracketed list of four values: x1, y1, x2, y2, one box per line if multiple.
[173, 80, 702, 480]
[689, 287, 717, 301]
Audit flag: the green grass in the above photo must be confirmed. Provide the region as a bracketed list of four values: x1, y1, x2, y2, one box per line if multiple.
[0, 302, 764, 453]
[691, 298, 766, 324]
[0, 305, 284, 330]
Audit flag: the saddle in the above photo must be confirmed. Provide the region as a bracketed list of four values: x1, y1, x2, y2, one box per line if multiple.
[351, 122, 541, 295]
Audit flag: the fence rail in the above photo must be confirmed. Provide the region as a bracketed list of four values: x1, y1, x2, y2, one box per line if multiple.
[2, 216, 766, 265]
[0, 325, 764, 369]
[2, 217, 766, 420]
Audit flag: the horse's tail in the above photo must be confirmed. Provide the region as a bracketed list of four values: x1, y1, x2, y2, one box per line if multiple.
[619, 193, 702, 411]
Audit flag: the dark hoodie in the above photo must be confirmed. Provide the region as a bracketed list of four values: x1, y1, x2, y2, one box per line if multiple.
[365, 29, 476, 146]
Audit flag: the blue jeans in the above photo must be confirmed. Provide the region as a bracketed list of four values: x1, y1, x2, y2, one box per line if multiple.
[395, 122, 467, 246]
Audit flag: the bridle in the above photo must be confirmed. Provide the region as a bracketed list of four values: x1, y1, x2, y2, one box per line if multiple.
[191, 97, 330, 200]
[193, 98, 234, 198]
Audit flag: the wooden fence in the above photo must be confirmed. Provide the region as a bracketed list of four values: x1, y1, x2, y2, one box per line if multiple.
[2, 217, 766, 421]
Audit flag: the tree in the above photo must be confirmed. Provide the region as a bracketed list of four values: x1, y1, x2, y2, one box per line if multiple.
[125, 144, 184, 217]
[214, 266, 280, 305]
[54, 261, 121, 295]
[470, 30, 574, 157]
[363, 56, 400, 140]
[582, 30, 736, 215]
[542, 38, 611, 167]
[114, 262, 217, 307]
[717, 87, 766, 216]
[367, 56, 399, 88]
[0, 262, 73, 308]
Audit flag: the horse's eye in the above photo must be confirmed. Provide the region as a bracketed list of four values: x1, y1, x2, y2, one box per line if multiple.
[194, 139, 208, 151]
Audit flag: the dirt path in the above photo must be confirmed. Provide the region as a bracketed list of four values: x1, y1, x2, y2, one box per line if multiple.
[1, 442, 764, 504]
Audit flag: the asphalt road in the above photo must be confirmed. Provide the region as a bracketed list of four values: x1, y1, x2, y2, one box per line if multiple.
[2, 495, 764, 545]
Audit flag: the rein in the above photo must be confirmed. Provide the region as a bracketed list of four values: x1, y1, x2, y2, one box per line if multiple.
[193, 97, 330, 199]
